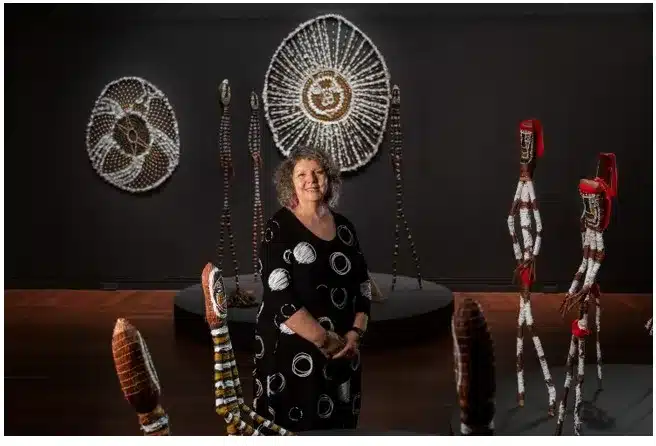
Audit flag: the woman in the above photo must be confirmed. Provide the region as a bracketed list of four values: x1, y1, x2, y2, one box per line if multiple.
[253, 145, 372, 433]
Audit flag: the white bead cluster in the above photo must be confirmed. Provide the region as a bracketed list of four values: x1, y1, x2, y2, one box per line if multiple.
[85, 76, 180, 193]
[263, 14, 391, 172]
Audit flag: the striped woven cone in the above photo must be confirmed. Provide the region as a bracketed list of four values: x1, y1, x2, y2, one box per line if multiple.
[111, 318, 170, 435]
[452, 298, 496, 435]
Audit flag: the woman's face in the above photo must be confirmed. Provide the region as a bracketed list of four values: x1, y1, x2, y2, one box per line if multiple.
[292, 158, 328, 205]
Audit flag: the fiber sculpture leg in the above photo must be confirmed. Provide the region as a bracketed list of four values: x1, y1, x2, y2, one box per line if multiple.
[388, 85, 422, 292]
[202, 262, 293, 436]
[111, 318, 171, 435]
[507, 179, 556, 415]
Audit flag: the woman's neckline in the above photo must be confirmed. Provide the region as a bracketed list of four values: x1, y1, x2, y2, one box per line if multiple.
[284, 206, 337, 243]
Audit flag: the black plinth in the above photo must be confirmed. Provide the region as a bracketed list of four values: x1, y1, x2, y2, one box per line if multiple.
[173, 272, 454, 351]
[451, 364, 653, 435]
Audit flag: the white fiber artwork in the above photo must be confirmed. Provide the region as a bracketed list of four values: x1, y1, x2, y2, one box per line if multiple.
[263, 14, 391, 172]
[85, 77, 180, 193]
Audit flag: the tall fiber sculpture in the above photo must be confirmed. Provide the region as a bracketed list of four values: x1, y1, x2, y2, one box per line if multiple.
[556, 152, 618, 436]
[388, 85, 422, 291]
[248, 91, 265, 282]
[217, 79, 255, 307]
[506, 119, 556, 416]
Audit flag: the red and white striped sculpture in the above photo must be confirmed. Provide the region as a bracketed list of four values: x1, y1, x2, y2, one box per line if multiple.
[506, 119, 556, 416]
[556, 153, 618, 436]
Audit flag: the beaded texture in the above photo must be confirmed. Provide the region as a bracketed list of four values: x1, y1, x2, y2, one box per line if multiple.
[85, 76, 180, 193]
[202, 263, 294, 436]
[248, 91, 265, 282]
[506, 119, 555, 416]
[111, 318, 171, 435]
[556, 153, 618, 436]
[263, 14, 391, 172]
[388, 85, 422, 291]
[452, 298, 496, 435]
[217, 80, 256, 307]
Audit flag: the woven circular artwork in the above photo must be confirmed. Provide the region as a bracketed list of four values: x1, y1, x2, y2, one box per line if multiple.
[263, 14, 391, 172]
[85, 77, 180, 193]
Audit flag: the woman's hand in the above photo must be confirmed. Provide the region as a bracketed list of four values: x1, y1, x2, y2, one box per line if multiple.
[332, 330, 360, 360]
[316, 331, 346, 358]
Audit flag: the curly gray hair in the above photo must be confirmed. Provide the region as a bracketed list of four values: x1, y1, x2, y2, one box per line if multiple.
[273, 145, 342, 208]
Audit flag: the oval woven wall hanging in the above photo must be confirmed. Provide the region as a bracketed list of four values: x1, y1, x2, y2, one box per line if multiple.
[263, 14, 391, 172]
[85, 77, 180, 193]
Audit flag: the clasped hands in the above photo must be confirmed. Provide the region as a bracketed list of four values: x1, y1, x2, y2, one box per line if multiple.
[316, 330, 360, 360]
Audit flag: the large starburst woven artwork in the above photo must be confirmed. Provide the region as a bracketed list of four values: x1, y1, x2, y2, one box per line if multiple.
[263, 14, 391, 172]
[85, 77, 180, 193]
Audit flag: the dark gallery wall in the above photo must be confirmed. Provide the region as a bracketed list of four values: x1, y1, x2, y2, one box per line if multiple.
[4, 4, 652, 292]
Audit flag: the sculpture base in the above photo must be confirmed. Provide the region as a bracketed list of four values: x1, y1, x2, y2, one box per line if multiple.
[451, 364, 653, 435]
[173, 272, 454, 351]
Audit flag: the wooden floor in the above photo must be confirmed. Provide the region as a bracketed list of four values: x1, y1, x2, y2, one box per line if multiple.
[4, 289, 653, 436]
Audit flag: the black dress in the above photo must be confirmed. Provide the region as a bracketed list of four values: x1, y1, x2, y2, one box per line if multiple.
[253, 207, 372, 433]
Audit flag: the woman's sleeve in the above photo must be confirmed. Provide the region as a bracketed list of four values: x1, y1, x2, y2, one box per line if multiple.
[260, 218, 302, 324]
[351, 223, 372, 318]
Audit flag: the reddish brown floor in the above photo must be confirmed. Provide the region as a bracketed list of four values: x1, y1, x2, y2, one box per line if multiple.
[4, 290, 653, 435]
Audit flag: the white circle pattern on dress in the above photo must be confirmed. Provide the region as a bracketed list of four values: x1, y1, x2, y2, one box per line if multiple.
[291, 352, 314, 377]
[337, 225, 354, 246]
[293, 242, 317, 264]
[317, 316, 334, 332]
[317, 394, 335, 419]
[255, 335, 265, 359]
[267, 372, 286, 396]
[280, 303, 297, 318]
[329, 252, 352, 275]
[268, 268, 290, 291]
[330, 288, 348, 310]
[288, 406, 303, 422]
[283, 249, 293, 264]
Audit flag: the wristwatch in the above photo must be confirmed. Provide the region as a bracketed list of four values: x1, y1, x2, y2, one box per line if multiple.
[349, 327, 365, 340]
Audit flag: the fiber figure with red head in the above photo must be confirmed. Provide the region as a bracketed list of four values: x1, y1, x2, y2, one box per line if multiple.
[506, 119, 556, 416]
[556, 153, 618, 436]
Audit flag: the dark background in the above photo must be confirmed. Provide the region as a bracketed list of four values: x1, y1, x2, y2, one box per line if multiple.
[4, 3, 652, 292]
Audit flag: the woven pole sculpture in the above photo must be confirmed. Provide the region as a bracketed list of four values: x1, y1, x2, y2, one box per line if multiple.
[217, 80, 255, 308]
[452, 297, 496, 435]
[646, 318, 653, 336]
[111, 318, 171, 436]
[202, 262, 294, 436]
[555, 153, 618, 436]
[248, 91, 265, 282]
[506, 119, 556, 415]
[388, 85, 422, 291]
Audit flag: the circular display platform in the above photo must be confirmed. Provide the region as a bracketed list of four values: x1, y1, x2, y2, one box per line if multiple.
[451, 364, 653, 435]
[174, 272, 454, 350]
